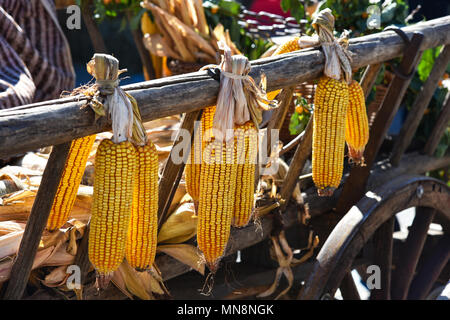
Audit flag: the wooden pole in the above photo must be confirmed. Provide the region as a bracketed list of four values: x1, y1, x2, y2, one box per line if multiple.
[2, 16, 450, 157]
[391, 45, 450, 165]
[422, 91, 450, 156]
[2, 142, 71, 300]
[335, 32, 425, 216]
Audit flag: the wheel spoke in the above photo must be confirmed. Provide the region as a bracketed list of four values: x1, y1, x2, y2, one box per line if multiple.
[370, 216, 395, 300]
[408, 235, 450, 300]
[391, 207, 436, 300]
[340, 271, 361, 300]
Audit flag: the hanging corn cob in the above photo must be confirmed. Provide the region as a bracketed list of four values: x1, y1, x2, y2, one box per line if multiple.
[47, 134, 96, 231]
[345, 80, 369, 166]
[196, 42, 277, 274]
[197, 140, 237, 272]
[312, 76, 349, 195]
[232, 121, 258, 227]
[309, 9, 353, 197]
[85, 54, 159, 286]
[185, 105, 215, 202]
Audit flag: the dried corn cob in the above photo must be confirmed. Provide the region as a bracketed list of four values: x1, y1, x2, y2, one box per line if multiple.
[197, 139, 237, 272]
[312, 76, 349, 196]
[232, 121, 258, 227]
[345, 80, 369, 165]
[267, 37, 301, 101]
[47, 135, 96, 231]
[125, 141, 159, 270]
[89, 139, 137, 276]
[185, 106, 215, 201]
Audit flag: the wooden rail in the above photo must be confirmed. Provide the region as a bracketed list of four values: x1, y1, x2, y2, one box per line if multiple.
[1, 16, 450, 158]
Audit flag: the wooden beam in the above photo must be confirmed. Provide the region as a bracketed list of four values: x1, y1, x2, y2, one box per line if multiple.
[279, 118, 313, 208]
[157, 110, 202, 228]
[391, 207, 436, 300]
[391, 45, 450, 165]
[2, 16, 450, 157]
[422, 91, 450, 156]
[2, 142, 71, 300]
[335, 32, 425, 216]
[360, 63, 383, 100]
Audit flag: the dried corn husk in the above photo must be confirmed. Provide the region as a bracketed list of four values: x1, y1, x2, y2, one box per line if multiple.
[158, 202, 197, 244]
[211, 41, 278, 141]
[312, 8, 353, 83]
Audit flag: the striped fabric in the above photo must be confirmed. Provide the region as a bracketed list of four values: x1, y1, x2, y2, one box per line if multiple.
[0, 0, 75, 109]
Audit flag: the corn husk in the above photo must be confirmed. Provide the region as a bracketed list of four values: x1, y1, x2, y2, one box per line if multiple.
[157, 243, 205, 275]
[158, 202, 197, 244]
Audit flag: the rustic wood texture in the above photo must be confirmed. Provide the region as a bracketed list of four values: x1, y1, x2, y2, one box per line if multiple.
[339, 272, 361, 300]
[360, 63, 383, 100]
[391, 207, 436, 300]
[2, 142, 71, 300]
[280, 118, 313, 208]
[157, 110, 202, 228]
[422, 91, 450, 156]
[266, 86, 295, 156]
[299, 176, 450, 300]
[156, 153, 449, 282]
[2, 17, 450, 157]
[335, 32, 425, 216]
[369, 216, 394, 300]
[407, 235, 450, 300]
[391, 45, 450, 165]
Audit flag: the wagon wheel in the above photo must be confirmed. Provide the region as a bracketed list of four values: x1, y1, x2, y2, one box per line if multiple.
[298, 175, 450, 300]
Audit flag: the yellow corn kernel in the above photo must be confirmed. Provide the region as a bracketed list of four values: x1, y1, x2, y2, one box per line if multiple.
[125, 141, 159, 270]
[89, 139, 137, 275]
[47, 135, 96, 231]
[345, 80, 369, 166]
[267, 37, 301, 101]
[312, 76, 349, 197]
[197, 139, 237, 272]
[185, 106, 216, 201]
[232, 121, 258, 227]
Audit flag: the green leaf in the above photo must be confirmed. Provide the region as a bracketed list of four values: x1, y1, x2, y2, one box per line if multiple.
[290, 1, 305, 23]
[281, 0, 291, 13]
[129, 8, 145, 30]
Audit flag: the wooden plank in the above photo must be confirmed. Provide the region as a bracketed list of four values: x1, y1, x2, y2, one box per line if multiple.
[266, 86, 295, 156]
[391, 45, 450, 165]
[279, 118, 313, 208]
[360, 63, 383, 100]
[369, 216, 394, 300]
[2, 16, 450, 157]
[423, 91, 450, 156]
[391, 207, 436, 300]
[335, 32, 425, 216]
[340, 271, 361, 300]
[2, 142, 71, 300]
[407, 235, 450, 300]
[157, 110, 202, 228]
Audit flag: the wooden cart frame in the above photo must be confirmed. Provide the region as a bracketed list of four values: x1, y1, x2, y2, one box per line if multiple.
[0, 15, 449, 300]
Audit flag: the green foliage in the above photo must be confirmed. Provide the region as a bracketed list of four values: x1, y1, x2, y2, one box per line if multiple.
[280, 0, 308, 23]
[83, 0, 144, 30]
[289, 95, 312, 135]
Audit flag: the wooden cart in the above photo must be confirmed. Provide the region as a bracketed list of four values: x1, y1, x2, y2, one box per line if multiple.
[0, 15, 449, 300]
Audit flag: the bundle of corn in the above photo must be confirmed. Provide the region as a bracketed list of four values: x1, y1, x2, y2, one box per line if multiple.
[141, 0, 240, 75]
[83, 54, 159, 287]
[193, 42, 277, 275]
[301, 9, 369, 196]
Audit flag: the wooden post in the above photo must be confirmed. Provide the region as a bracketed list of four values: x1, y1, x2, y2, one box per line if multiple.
[335, 32, 425, 216]
[360, 63, 382, 100]
[279, 118, 313, 208]
[157, 110, 202, 228]
[391, 45, 450, 165]
[422, 91, 450, 156]
[2, 142, 71, 300]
